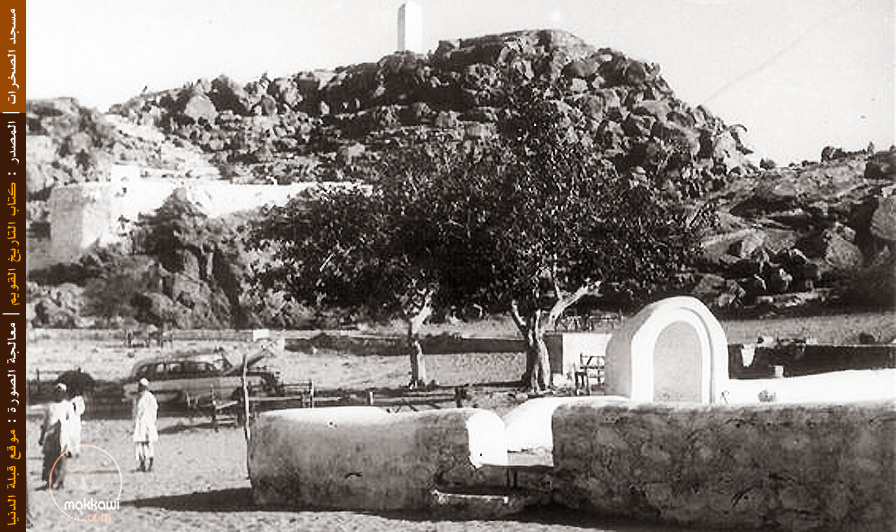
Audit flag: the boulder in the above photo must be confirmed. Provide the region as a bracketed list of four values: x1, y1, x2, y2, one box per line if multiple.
[562, 57, 600, 79]
[691, 273, 726, 300]
[729, 258, 763, 278]
[871, 194, 896, 242]
[740, 275, 767, 298]
[621, 113, 653, 137]
[864, 149, 896, 179]
[268, 77, 300, 107]
[726, 231, 766, 258]
[178, 93, 218, 124]
[434, 110, 459, 129]
[774, 247, 809, 270]
[766, 267, 793, 294]
[798, 229, 863, 269]
[258, 95, 278, 117]
[399, 101, 432, 125]
[209, 75, 252, 115]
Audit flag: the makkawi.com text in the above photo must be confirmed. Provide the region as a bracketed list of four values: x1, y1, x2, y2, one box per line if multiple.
[63, 498, 121, 512]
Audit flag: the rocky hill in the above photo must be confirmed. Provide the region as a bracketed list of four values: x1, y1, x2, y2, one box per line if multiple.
[104, 29, 754, 185]
[24, 30, 895, 329]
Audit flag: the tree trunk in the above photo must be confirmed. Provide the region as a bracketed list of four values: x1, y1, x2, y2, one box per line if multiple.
[512, 303, 551, 392]
[408, 338, 426, 388]
[511, 281, 602, 393]
[406, 290, 434, 389]
[522, 325, 551, 392]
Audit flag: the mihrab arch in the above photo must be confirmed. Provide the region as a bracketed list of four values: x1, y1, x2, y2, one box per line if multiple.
[604, 296, 728, 404]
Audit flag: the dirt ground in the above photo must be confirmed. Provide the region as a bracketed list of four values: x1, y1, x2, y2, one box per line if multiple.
[23, 311, 895, 531]
[26, 414, 721, 532]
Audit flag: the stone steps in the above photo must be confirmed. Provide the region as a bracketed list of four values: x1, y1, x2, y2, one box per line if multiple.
[426, 488, 548, 519]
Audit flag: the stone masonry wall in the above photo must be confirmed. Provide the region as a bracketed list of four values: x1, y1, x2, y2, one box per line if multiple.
[248, 407, 508, 511]
[37, 180, 321, 269]
[552, 400, 896, 531]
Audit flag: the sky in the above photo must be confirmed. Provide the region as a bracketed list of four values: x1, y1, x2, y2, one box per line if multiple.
[26, 0, 894, 164]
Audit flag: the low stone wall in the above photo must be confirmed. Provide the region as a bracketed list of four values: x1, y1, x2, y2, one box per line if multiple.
[761, 344, 896, 376]
[285, 333, 523, 356]
[248, 407, 508, 511]
[730, 343, 896, 378]
[552, 400, 896, 531]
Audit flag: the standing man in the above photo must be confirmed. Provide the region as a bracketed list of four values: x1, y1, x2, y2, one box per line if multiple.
[68, 387, 86, 458]
[38, 383, 74, 490]
[132, 378, 159, 472]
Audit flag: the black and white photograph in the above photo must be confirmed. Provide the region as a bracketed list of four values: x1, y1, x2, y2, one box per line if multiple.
[23, 1, 895, 530]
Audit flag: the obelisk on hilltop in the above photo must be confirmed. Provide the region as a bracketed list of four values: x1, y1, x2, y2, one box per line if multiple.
[397, 1, 423, 52]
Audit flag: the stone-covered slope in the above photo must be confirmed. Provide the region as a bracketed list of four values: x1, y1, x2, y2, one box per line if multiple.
[696, 148, 895, 312]
[106, 29, 753, 186]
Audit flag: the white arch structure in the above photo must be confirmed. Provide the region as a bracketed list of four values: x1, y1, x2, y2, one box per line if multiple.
[605, 296, 728, 404]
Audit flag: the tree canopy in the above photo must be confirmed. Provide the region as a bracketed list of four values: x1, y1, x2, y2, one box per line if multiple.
[250, 132, 487, 385]
[250, 83, 709, 390]
[461, 84, 707, 389]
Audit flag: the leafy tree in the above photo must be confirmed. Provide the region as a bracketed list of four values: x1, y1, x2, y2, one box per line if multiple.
[460, 84, 707, 390]
[250, 134, 479, 387]
[251, 85, 707, 392]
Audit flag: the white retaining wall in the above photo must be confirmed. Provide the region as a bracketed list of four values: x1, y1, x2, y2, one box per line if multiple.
[502, 396, 628, 452]
[42, 180, 321, 267]
[248, 407, 508, 510]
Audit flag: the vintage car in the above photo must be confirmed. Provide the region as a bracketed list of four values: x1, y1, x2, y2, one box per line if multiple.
[122, 349, 280, 406]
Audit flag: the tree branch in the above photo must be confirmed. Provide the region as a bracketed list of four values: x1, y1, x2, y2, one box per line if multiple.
[509, 299, 528, 336]
[407, 289, 434, 339]
[318, 245, 354, 273]
[547, 280, 603, 328]
[550, 262, 562, 302]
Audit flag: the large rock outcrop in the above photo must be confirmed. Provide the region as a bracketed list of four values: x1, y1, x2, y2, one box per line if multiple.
[105, 29, 754, 189]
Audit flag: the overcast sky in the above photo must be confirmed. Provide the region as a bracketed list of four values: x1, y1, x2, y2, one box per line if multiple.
[27, 0, 894, 164]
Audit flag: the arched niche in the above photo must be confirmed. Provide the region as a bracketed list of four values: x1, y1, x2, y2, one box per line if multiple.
[605, 296, 728, 404]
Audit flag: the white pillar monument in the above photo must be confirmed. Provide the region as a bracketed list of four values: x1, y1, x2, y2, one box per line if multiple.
[397, 1, 423, 53]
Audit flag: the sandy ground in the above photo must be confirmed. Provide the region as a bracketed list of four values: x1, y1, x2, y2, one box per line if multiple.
[26, 415, 716, 532]
[23, 312, 896, 531]
[26, 337, 684, 532]
[26, 367, 894, 531]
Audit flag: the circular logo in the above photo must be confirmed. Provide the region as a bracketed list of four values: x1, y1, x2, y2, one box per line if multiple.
[49, 445, 123, 523]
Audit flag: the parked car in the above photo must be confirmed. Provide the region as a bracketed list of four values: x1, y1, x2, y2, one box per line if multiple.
[122, 349, 280, 407]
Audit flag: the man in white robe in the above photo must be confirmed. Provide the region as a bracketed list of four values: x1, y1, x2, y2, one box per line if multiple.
[132, 378, 159, 472]
[39, 383, 74, 489]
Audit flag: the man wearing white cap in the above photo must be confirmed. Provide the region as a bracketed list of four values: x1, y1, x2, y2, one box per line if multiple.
[132, 378, 159, 472]
[38, 383, 74, 489]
